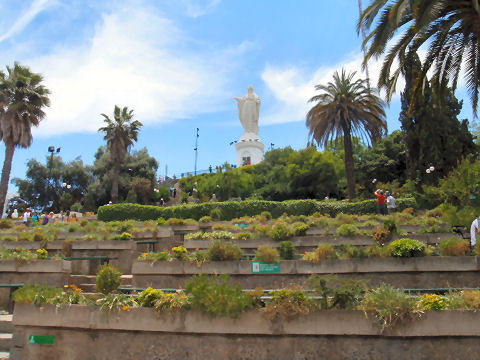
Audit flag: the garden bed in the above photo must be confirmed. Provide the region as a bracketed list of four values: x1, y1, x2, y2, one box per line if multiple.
[132, 257, 480, 289]
[11, 303, 480, 360]
[183, 233, 457, 252]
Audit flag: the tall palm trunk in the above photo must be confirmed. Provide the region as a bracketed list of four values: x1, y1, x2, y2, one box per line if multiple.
[343, 129, 356, 200]
[0, 141, 15, 213]
[111, 162, 120, 204]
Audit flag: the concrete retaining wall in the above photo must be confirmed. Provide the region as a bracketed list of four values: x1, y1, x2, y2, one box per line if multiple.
[10, 304, 480, 360]
[0, 260, 70, 309]
[132, 257, 480, 289]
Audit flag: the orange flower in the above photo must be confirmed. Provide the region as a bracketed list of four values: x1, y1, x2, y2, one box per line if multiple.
[122, 305, 129, 311]
[166, 293, 172, 297]
[75, 287, 82, 292]
[161, 251, 166, 254]
[195, 248, 199, 251]
[143, 253, 148, 256]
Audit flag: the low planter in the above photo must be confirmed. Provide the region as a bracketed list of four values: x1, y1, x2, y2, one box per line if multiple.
[132, 257, 480, 289]
[11, 304, 480, 360]
[0, 260, 71, 309]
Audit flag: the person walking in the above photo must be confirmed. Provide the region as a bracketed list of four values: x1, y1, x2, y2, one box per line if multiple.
[374, 189, 387, 215]
[386, 191, 396, 214]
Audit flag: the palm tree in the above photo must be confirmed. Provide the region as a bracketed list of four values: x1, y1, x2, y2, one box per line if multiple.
[306, 69, 387, 200]
[99, 105, 142, 204]
[0, 63, 50, 212]
[359, 0, 480, 114]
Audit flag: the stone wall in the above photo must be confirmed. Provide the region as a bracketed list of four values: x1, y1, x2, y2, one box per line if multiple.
[132, 257, 480, 289]
[11, 304, 480, 360]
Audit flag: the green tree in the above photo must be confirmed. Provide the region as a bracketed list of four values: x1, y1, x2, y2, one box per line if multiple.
[83, 147, 159, 210]
[0, 63, 50, 212]
[12, 156, 91, 211]
[360, 0, 480, 113]
[399, 52, 477, 185]
[306, 69, 387, 199]
[98, 105, 142, 204]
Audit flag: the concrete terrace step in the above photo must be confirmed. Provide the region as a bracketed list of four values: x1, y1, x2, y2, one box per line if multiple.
[0, 316, 13, 334]
[0, 351, 8, 359]
[0, 334, 12, 352]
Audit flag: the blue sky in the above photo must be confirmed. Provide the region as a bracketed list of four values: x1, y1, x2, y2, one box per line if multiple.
[0, 0, 474, 188]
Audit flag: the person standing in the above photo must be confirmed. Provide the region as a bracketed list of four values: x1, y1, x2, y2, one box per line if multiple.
[386, 191, 396, 214]
[470, 216, 480, 250]
[23, 208, 31, 227]
[173, 188, 177, 198]
[374, 189, 387, 215]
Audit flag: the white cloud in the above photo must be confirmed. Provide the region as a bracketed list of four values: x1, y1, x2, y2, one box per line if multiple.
[0, 0, 57, 43]
[260, 52, 405, 126]
[180, 0, 221, 18]
[26, 4, 245, 136]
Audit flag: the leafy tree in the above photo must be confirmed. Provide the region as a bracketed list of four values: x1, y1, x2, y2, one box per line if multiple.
[360, 0, 480, 113]
[356, 130, 407, 190]
[98, 105, 142, 203]
[83, 147, 160, 210]
[12, 156, 91, 212]
[399, 52, 477, 185]
[0, 63, 50, 212]
[306, 69, 387, 199]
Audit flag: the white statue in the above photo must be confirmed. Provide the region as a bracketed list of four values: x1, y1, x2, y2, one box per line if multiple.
[233, 85, 260, 135]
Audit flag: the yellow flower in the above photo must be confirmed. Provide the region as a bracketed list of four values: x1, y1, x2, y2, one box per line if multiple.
[166, 293, 172, 297]
[130, 298, 135, 302]
[64, 285, 69, 288]
[122, 305, 129, 311]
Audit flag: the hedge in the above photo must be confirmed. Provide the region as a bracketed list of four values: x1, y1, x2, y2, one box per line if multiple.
[97, 198, 416, 222]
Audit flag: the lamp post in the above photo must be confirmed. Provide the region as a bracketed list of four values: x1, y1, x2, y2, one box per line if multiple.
[194, 128, 199, 176]
[47, 146, 60, 210]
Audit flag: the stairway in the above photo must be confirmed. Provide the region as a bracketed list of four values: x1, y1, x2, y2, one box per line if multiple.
[0, 314, 13, 359]
[69, 274, 133, 292]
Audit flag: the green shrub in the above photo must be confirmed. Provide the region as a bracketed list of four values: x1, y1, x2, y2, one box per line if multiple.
[418, 294, 447, 310]
[307, 274, 365, 310]
[383, 218, 397, 234]
[336, 244, 368, 259]
[82, 233, 100, 241]
[260, 211, 272, 220]
[185, 274, 253, 318]
[438, 237, 469, 256]
[263, 288, 313, 320]
[292, 222, 310, 236]
[97, 198, 417, 222]
[156, 217, 166, 225]
[79, 219, 89, 227]
[207, 239, 242, 261]
[96, 264, 122, 294]
[270, 222, 294, 241]
[12, 283, 62, 305]
[17, 232, 33, 242]
[32, 229, 48, 243]
[36, 248, 48, 259]
[302, 244, 336, 263]
[253, 224, 271, 237]
[389, 238, 426, 258]
[68, 224, 81, 233]
[171, 245, 188, 260]
[361, 284, 419, 331]
[0, 218, 13, 229]
[71, 202, 83, 213]
[335, 224, 361, 236]
[136, 287, 164, 307]
[335, 213, 354, 224]
[254, 245, 279, 263]
[278, 241, 296, 260]
[138, 251, 172, 262]
[119, 232, 132, 240]
[199, 216, 212, 223]
[232, 231, 254, 240]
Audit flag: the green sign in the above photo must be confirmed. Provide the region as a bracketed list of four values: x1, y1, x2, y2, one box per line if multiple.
[252, 261, 280, 273]
[29, 335, 55, 345]
[235, 223, 248, 229]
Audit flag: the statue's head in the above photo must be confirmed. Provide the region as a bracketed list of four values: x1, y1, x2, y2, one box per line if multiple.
[247, 85, 254, 93]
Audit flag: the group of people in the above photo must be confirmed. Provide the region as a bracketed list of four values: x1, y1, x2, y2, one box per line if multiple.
[374, 189, 396, 215]
[4, 208, 78, 227]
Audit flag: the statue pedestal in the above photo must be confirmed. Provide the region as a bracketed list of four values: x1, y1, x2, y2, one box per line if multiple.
[235, 133, 264, 167]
